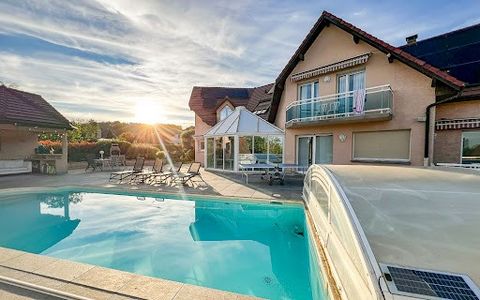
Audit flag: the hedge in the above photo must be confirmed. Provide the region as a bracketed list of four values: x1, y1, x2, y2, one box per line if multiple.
[39, 140, 161, 161]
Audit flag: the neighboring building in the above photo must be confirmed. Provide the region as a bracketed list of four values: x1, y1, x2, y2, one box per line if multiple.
[0, 85, 72, 174]
[190, 11, 480, 169]
[189, 84, 274, 165]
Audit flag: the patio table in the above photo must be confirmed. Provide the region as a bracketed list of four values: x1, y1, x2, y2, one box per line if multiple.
[93, 158, 113, 171]
[239, 163, 309, 185]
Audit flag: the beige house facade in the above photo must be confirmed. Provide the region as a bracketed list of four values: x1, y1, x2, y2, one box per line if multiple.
[190, 11, 480, 169]
[274, 24, 436, 166]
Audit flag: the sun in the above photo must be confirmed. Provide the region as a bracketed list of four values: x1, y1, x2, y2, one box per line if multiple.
[134, 100, 162, 124]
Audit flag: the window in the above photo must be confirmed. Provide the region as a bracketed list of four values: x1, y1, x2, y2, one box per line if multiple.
[353, 130, 410, 161]
[219, 105, 233, 121]
[198, 140, 205, 151]
[462, 131, 480, 164]
[239, 136, 254, 164]
[268, 136, 283, 164]
[298, 81, 319, 100]
[298, 81, 319, 119]
[253, 136, 268, 164]
[337, 70, 365, 114]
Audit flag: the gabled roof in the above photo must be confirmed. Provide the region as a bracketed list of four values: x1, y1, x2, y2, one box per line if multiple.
[189, 83, 274, 126]
[268, 11, 466, 123]
[401, 23, 480, 85]
[204, 106, 283, 137]
[0, 85, 72, 129]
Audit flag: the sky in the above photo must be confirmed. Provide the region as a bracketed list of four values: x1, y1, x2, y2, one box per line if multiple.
[0, 0, 479, 126]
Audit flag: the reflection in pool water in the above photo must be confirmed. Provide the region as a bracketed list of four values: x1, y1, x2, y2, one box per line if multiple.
[0, 191, 327, 300]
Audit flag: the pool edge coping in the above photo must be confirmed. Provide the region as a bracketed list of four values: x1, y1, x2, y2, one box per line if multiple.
[0, 246, 259, 300]
[0, 184, 304, 207]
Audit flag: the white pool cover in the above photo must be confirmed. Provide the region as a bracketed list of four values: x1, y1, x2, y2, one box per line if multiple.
[304, 165, 480, 299]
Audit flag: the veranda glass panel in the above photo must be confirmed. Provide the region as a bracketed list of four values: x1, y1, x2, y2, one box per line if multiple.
[254, 136, 268, 164]
[206, 138, 214, 168]
[268, 136, 283, 164]
[214, 137, 223, 169]
[239, 136, 254, 164]
[224, 136, 235, 170]
[462, 131, 480, 163]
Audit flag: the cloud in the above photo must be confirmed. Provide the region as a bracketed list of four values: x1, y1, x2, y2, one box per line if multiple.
[0, 0, 479, 126]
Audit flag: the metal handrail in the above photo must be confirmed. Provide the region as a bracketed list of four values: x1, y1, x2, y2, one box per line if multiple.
[285, 84, 392, 110]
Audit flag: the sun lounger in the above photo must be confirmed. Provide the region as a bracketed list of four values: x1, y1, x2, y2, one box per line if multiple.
[149, 162, 182, 185]
[129, 158, 163, 184]
[109, 156, 145, 183]
[172, 162, 201, 185]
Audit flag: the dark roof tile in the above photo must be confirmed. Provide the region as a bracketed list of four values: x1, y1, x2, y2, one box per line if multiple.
[268, 11, 466, 123]
[189, 83, 274, 126]
[0, 85, 71, 129]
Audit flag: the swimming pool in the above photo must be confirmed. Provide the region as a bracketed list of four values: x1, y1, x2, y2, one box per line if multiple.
[0, 189, 327, 300]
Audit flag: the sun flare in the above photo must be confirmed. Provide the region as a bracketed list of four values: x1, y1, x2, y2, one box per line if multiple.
[134, 100, 162, 124]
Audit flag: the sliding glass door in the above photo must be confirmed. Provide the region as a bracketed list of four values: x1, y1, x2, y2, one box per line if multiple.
[315, 135, 333, 163]
[297, 135, 333, 166]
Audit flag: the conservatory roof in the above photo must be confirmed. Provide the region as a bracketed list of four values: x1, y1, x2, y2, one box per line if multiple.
[204, 106, 284, 137]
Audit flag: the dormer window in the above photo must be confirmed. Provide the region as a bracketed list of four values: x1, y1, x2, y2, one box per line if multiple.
[219, 105, 233, 121]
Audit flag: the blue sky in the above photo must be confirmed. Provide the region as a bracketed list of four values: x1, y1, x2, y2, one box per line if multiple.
[0, 0, 479, 126]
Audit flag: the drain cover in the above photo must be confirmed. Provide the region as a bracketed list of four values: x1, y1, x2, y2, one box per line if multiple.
[263, 276, 273, 285]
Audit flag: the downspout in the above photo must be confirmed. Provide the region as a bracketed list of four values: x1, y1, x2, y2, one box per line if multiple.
[424, 92, 462, 165]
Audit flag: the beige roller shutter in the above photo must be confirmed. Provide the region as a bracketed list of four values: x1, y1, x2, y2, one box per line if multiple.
[353, 130, 410, 160]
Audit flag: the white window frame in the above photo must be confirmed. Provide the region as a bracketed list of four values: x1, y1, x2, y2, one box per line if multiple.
[298, 81, 319, 101]
[336, 69, 366, 93]
[461, 130, 480, 164]
[218, 105, 233, 121]
[198, 139, 205, 152]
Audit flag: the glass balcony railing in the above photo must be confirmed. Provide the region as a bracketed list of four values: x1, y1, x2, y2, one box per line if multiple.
[286, 84, 393, 127]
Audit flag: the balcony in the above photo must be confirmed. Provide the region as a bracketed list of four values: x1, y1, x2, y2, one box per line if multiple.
[285, 84, 393, 128]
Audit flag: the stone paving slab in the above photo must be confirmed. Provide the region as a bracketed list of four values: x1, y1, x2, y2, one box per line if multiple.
[0, 247, 259, 300]
[0, 168, 303, 201]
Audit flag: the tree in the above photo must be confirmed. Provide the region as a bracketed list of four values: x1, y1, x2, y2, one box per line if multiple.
[180, 127, 195, 150]
[118, 132, 136, 143]
[68, 120, 99, 142]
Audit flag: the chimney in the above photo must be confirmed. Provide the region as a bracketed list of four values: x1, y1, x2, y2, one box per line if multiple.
[406, 34, 418, 45]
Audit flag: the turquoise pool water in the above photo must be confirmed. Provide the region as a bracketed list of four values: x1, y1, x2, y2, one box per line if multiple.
[0, 190, 327, 300]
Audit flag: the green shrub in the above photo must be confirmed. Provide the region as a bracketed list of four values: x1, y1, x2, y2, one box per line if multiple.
[125, 144, 160, 160]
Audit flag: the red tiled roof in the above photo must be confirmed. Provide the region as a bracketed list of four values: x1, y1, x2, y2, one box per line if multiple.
[268, 11, 466, 123]
[0, 85, 72, 129]
[189, 83, 274, 126]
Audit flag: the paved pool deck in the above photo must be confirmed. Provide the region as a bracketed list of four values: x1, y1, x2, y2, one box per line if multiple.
[0, 167, 304, 299]
[0, 167, 304, 201]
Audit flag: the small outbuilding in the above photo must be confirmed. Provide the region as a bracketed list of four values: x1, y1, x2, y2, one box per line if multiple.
[0, 85, 72, 175]
[204, 106, 284, 172]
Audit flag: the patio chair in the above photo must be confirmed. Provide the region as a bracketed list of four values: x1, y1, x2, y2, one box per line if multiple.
[85, 154, 102, 172]
[149, 162, 183, 185]
[172, 162, 202, 186]
[109, 156, 145, 183]
[130, 158, 163, 184]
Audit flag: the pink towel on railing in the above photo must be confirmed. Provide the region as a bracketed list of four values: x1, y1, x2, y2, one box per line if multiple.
[353, 89, 366, 114]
